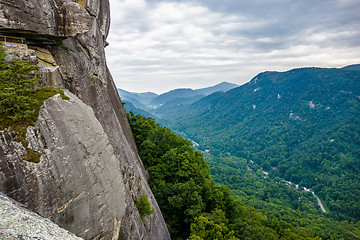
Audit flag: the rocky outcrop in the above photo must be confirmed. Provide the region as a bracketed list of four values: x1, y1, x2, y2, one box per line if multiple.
[0, 193, 82, 240]
[0, 0, 170, 239]
[0, 0, 92, 37]
[1, 92, 127, 239]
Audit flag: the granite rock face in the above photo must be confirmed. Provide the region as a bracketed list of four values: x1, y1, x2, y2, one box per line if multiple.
[1, 92, 127, 239]
[0, 0, 170, 239]
[0, 0, 92, 37]
[0, 193, 83, 240]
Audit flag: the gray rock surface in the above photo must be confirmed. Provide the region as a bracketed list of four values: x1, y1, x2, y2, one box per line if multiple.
[0, 192, 83, 240]
[0, 92, 128, 239]
[1, 42, 38, 64]
[0, 0, 92, 37]
[0, 0, 170, 239]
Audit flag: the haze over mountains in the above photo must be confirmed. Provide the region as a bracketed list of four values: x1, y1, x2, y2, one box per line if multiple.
[118, 81, 238, 119]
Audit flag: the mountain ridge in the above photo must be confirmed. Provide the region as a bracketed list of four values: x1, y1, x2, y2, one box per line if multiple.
[118, 81, 238, 119]
[169, 65, 360, 221]
[118, 64, 360, 239]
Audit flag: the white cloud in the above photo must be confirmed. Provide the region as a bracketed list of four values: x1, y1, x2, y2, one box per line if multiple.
[336, 0, 359, 6]
[106, 0, 360, 93]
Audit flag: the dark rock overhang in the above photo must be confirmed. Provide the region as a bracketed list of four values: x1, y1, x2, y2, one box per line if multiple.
[0, 28, 66, 45]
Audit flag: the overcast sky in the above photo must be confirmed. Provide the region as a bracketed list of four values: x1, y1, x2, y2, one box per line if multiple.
[105, 0, 360, 94]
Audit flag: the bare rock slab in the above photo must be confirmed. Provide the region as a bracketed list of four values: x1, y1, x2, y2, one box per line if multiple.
[0, 192, 83, 240]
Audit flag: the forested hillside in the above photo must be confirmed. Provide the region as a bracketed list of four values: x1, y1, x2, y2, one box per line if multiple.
[169, 66, 360, 222]
[127, 112, 360, 240]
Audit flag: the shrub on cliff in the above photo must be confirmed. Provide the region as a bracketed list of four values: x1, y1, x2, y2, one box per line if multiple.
[0, 58, 41, 123]
[0, 49, 68, 162]
[135, 194, 155, 223]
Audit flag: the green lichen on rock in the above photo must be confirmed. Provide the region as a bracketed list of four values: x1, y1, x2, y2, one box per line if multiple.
[24, 147, 42, 163]
[0, 49, 68, 163]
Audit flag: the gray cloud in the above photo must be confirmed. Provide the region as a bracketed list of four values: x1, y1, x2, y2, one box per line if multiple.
[106, 0, 360, 93]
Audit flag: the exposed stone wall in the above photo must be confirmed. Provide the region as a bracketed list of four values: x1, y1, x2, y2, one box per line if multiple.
[0, 193, 83, 240]
[0, 0, 92, 37]
[0, 0, 170, 239]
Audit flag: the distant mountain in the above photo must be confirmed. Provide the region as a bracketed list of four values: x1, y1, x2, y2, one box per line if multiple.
[122, 101, 161, 122]
[150, 82, 238, 106]
[196, 81, 239, 96]
[117, 89, 158, 103]
[150, 88, 203, 106]
[341, 64, 360, 70]
[117, 89, 158, 110]
[118, 82, 238, 120]
[169, 66, 360, 221]
[148, 95, 204, 121]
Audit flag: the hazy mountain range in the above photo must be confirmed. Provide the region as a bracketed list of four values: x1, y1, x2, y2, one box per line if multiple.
[118, 82, 238, 120]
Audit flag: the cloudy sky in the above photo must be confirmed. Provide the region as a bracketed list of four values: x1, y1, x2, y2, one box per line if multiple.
[106, 0, 360, 94]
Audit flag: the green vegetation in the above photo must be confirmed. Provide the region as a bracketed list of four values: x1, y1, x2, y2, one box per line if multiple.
[127, 112, 341, 240]
[189, 215, 238, 240]
[0, 49, 68, 162]
[206, 153, 360, 240]
[169, 67, 360, 223]
[135, 194, 155, 223]
[123, 66, 360, 239]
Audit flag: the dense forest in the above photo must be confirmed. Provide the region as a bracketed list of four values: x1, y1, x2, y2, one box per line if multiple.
[168, 67, 360, 223]
[127, 112, 360, 239]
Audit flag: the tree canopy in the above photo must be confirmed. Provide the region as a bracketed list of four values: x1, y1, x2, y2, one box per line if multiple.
[127, 112, 360, 240]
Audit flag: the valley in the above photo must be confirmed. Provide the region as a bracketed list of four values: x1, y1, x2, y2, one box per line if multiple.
[120, 65, 360, 239]
[1, 0, 359, 239]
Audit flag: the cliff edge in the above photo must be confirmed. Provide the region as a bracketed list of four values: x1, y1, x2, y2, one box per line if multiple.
[0, 0, 170, 239]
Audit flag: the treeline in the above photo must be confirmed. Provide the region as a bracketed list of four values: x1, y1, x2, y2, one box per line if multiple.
[128, 112, 327, 240]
